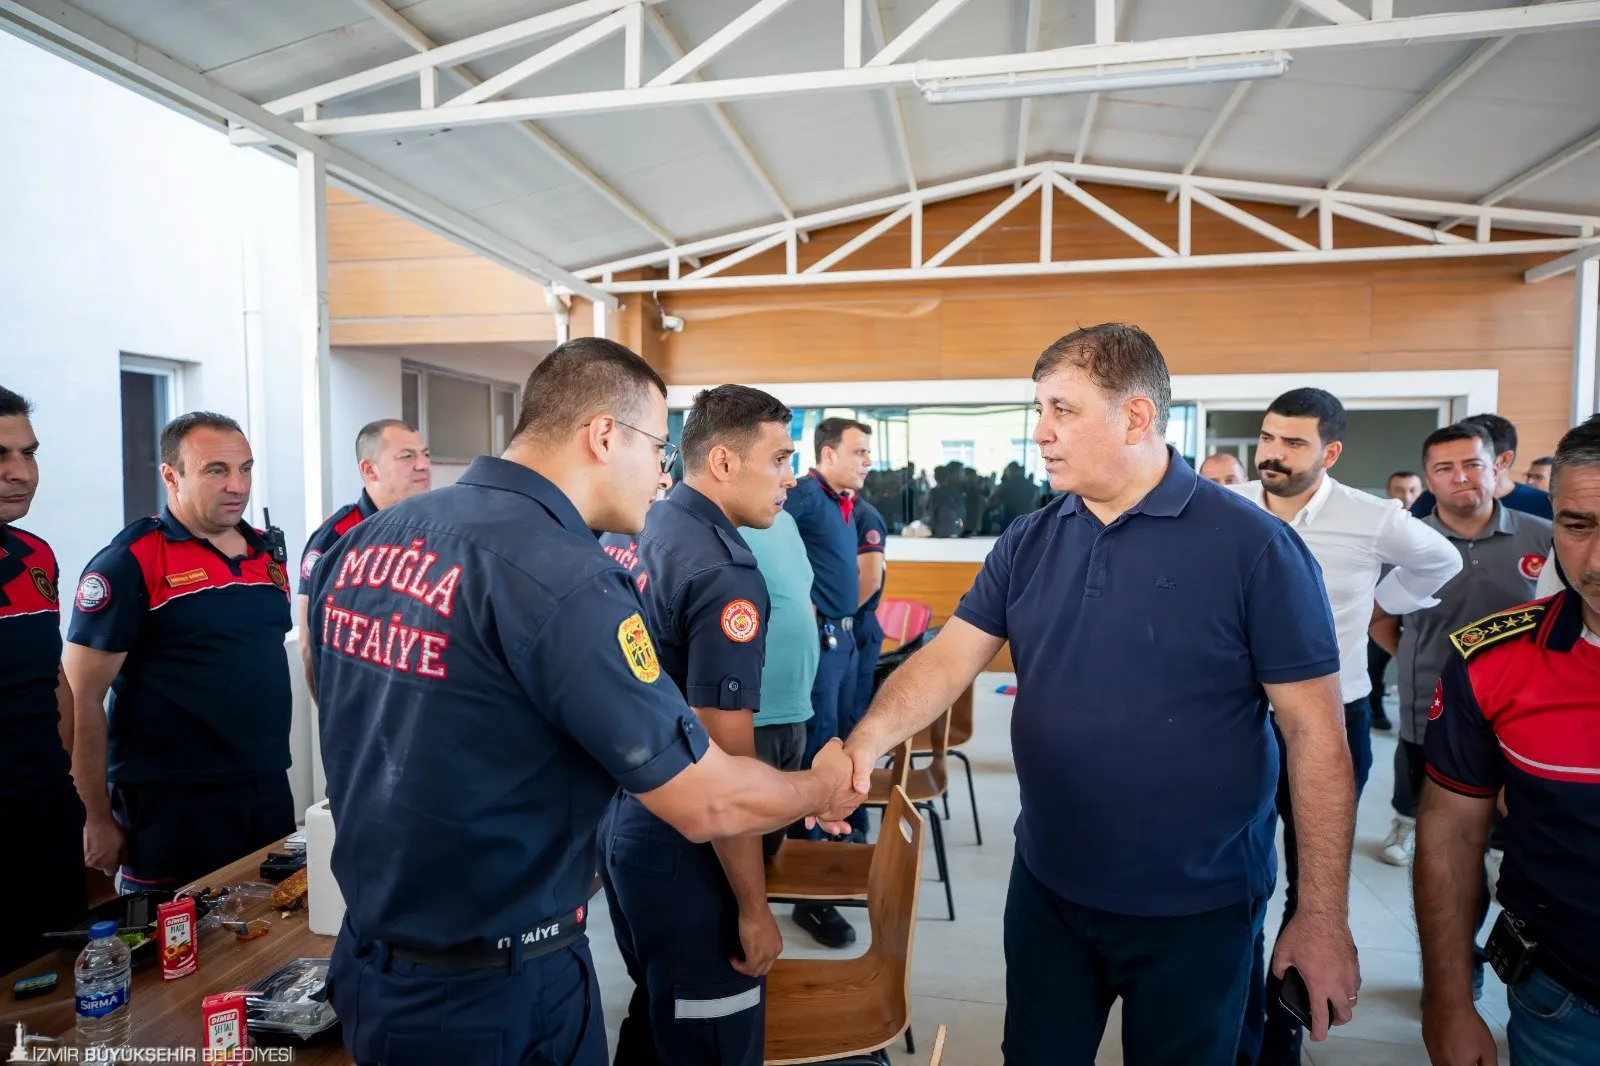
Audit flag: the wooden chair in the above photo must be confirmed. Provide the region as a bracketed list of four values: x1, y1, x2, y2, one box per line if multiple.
[764, 787, 924, 1066]
[913, 681, 982, 846]
[764, 740, 911, 906]
[873, 708, 954, 921]
[928, 1025, 949, 1066]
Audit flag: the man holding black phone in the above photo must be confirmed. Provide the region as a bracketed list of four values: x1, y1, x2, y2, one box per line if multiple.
[1415, 415, 1600, 1065]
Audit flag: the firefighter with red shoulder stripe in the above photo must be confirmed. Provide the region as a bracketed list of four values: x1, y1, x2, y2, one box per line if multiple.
[1416, 413, 1600, 1066]
[0, 386, 86, 974]
[294, 418, 430, 692]
[64, 412, 295, 893]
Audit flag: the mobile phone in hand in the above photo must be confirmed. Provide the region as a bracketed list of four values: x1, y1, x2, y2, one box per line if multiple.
[1279, 966, 1315, 1029]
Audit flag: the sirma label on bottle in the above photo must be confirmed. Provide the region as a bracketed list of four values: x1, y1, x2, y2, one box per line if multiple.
[77, 984, 128, 1018]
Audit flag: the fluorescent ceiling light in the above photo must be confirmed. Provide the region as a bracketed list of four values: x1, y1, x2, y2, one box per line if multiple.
[918, 51, 1291, 104]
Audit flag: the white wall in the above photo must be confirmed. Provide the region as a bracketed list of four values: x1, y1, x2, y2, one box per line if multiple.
[329, 349, 404, 506]
[0, 34, 321, 813]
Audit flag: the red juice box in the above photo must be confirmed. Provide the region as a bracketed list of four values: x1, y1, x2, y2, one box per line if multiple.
[157, 896, 198, 981]
[201, 990, 250, 1062]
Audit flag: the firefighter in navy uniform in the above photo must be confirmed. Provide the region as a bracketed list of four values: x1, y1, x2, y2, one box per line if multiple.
[1416, 414, 1600, 1066]
[596, 385, 798, 1066]
[0, 386, 86, 975]
[65, 412, 294, 892]
[309, 342, 860, 1066]
[295, 418, 430, 689]
[844, 495, 888, 841]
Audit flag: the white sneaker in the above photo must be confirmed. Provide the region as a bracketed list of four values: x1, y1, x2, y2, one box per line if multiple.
[1381, 815, 1416, 866]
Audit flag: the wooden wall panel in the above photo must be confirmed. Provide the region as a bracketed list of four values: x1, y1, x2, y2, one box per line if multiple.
[884, 561, 1012, 672]
[653, 184, 1578, 461]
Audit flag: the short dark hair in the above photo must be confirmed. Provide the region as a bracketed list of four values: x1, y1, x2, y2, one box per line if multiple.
[1267, 387, 1346, 446]
[1388, 470, 1421, 483]
[1461, 413, 1517, 457]
[511, 338, 666, 446]
[1530, 455, 1554, 468]
[160, 411, 244, 472]
[1422, 421, 1495, 463]
[680, 385, 792, 473]
[1550, 414, 1600, 492]
[1033, 323, 1172, 434]
[814, 417, 871, 463]
[0, 386, 32, 419]
[356, 419, 415, 463]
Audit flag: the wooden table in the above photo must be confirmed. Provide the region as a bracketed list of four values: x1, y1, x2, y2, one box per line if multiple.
[1, 841, 352, 1063]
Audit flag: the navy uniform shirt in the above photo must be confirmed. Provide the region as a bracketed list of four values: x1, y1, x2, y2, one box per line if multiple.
[67, 509, 293, 784]
[0, 525, 71, 796]
[1412, 482, 1553, 521]
[599, 482, 768, 712]
[853, 498, 888, 641]
[1426, 589, 1600, 1001]
[309, 456, 710, 951]
[783, 470, 858, 620]
[298, 490, 377, 595]
[954, 448, 1340, 916]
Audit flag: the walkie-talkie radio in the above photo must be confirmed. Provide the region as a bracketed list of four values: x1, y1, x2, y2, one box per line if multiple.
[262, 507, 288, 565]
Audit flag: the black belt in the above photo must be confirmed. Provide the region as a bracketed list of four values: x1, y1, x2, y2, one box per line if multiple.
[819, 616, 854, 632]
[389, 906, 587, 970]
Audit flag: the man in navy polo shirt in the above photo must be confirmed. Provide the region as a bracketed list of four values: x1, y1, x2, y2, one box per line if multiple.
[848, 494, 888, 826]
[65, 412, 294, 891]
[845, 324, 1360, 1066]
[782, 415, 873, 948]
[311, 341, 859, 1066]
[597, 384, 797, 1066]
[0, 386, 86, 974]
[295, 417, 430, 689]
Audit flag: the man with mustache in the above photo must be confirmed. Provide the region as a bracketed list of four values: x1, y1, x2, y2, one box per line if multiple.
[1416, 413, 1600, 1066]
[1233, 388, 1460, 1066]
[596, 385, 799, 1066]
[65, 412, 295, 892]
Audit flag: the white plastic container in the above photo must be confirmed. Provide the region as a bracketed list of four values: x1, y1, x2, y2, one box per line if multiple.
[305, 801, 345, 936]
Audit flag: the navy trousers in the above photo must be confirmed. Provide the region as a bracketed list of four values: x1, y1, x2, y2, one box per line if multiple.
[791, 626, 858, 840]
[599, 794, 765, 1066]
[1003, 856, 1266, 1066]
[328, 916, 606, 1066]
[1240, 698, 1372, 1066]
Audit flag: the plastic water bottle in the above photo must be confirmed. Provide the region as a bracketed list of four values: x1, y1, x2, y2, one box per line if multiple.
[75, 919, 132, 1048]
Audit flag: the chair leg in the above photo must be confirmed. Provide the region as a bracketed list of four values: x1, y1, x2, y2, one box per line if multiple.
[942, 791, 951, 820]
[905, 1026, 916, 1054]
[917, 801, 955, 921]
[951, 748, 982, 846]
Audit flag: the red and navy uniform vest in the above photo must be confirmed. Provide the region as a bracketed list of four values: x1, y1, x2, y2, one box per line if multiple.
[299, 490, 379, 596]
[0, 525, 72, 797]
[1426, 588, 1600, 1004]
[66, 508, 293, 784]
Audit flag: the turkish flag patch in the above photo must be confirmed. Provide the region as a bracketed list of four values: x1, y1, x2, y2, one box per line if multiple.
[1428, 681, 1444, 721]
[721, 599, 760, 643]
[1519, 553, 1544, 580]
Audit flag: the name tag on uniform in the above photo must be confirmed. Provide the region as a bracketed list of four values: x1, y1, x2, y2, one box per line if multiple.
[166, 568, 209, 589]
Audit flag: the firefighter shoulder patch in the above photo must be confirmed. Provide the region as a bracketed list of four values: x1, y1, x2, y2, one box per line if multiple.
[1448, 601, 1546, 661]
[618, 612, 661, 683]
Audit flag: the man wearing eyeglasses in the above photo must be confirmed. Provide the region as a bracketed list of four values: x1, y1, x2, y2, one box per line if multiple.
[310, 340, 863, 1066]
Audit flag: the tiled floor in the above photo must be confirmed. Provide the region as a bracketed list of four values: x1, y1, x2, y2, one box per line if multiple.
[586, 674, 1509, 1064]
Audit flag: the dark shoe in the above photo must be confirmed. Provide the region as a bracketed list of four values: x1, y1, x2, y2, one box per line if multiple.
[793, 903, 856, 949]
[1370, 708, 1393, 731]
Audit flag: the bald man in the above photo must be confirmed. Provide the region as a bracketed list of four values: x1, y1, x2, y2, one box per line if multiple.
[1200, 453, 1247, 486]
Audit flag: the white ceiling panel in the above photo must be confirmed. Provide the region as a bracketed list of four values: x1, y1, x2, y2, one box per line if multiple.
[15, 0, 1598, 280]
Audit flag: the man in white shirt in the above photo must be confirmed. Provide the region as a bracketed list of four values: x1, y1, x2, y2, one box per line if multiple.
[1234, 388, 1461, 1066]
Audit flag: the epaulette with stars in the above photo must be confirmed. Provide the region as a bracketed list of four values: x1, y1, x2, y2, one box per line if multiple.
[1448, 601, 1548, 661]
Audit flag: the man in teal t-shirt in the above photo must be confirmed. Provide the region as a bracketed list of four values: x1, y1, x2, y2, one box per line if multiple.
[740, 508, 819, 856]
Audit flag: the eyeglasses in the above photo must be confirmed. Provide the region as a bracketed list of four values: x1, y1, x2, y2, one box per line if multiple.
[585, 418, 678, 474]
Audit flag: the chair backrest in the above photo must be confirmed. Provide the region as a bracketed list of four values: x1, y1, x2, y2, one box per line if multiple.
[875, 598, 932, 647]
[866, 787, 924, 1024]
[883, 738, 912, 790]
[947, 682, 975, 747]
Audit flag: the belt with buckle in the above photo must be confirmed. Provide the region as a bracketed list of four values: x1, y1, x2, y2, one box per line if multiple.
[819, 616, 854, 632]
[389, 906, 587, 970]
